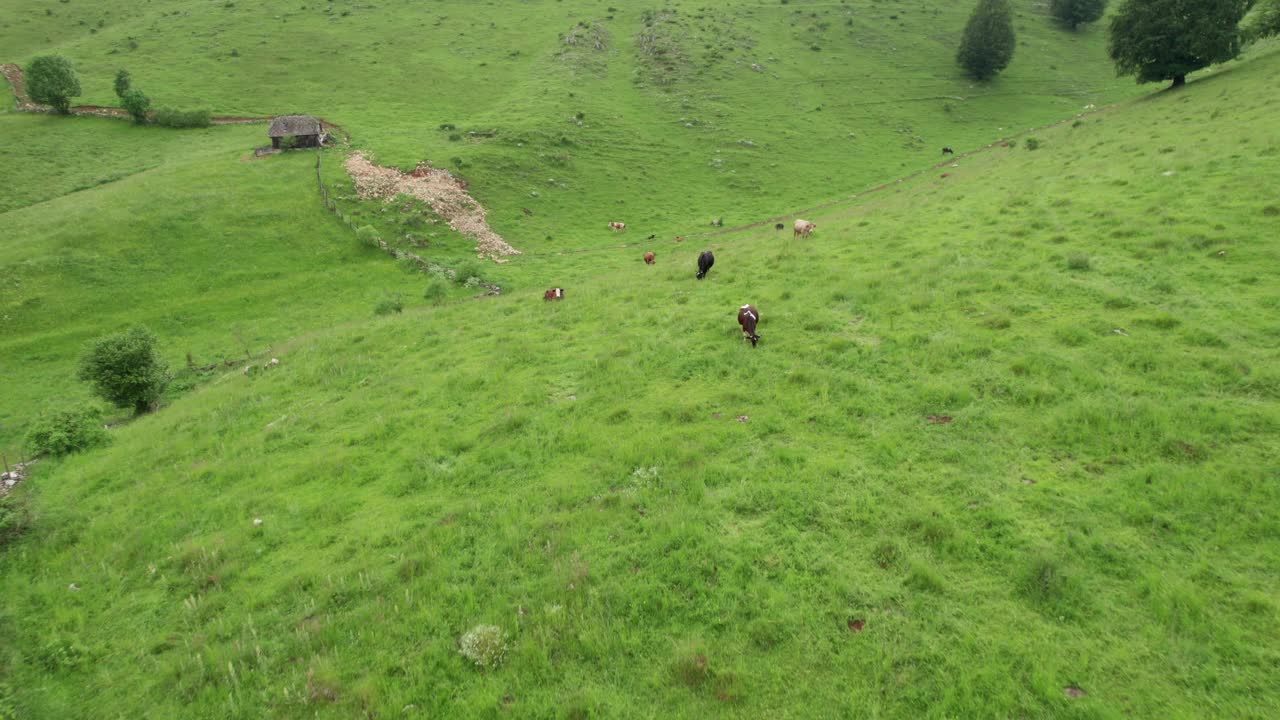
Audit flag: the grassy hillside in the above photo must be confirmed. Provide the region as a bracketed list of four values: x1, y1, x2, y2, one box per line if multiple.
[2, 42, 1277, 719]
[3, 0, 1150, 246]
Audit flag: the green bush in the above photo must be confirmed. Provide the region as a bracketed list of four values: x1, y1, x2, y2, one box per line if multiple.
[154, 107, 212, 128]
[26, 55, 81, 114]
[356, 225, 383, 248]
[120, 90, 151, 124]
[25, 406, 109, 457]
[424, 280, 449, 304]
[113, 68, 132, 99]
[1067, 253, 1092, 270]
[77, 326, 170, 414]
[1025, 137, 1041, 150]
[957, 0, 1016, 81]
[374, 293, 404, 316]
[0, 496, 31, 550]
[453, 260, 482, 286]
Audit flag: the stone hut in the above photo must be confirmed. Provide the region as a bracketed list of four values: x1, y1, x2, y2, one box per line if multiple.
[268, 114, 324, 149]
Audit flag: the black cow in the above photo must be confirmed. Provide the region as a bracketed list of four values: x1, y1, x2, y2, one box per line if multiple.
[775, 223, 785, 231]
[696, 251, 715, 280]
[942, 147, 955, 155]
[738, 304, 760, 347]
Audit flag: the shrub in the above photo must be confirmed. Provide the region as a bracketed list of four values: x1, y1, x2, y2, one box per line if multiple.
[374, 293, 404, 316]
[453, 260, 482, 286]
[25, 55, 81, 114]
[1067, 253, 1092, 270]
[113, 68, 131, 98]
[0, 495, 31, 549]
[24, 406, 109, 457]
[1025, 137, 1041, 150]
[1050, 0, 1107, 30]
[423, 280, 448, 304]
[458, 625, 508, 669]
[356, 225, 383, 248]
[120, 89, 150, 124]
[154, 107, 211, 128]
[77, 326, 170, 414]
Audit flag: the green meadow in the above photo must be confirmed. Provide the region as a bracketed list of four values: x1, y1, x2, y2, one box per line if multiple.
[2, 0, 1279, 717]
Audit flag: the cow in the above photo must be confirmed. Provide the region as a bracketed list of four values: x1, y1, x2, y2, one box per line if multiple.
[543, 288, 565, 301]
[674, 236, 684, 243]
[608, 222, 626, 231]
[644, 252, 655, 265]
[942, 147, 955, 155]
[793, 219, 816, 239]
[696, 251, 715, 280]
[737, 304, 760, 347]
[775, 223, 785, 231]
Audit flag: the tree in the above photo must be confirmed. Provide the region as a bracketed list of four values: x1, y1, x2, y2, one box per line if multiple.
[77, 327, 170, 415]
[957, 0, 1016, 81]
[1051, 0, 1107, 30]
[120, 89, 151, 124]
[1245, 0, 1280, 41]
[113, 68, 131, 99]
[1109, 0, 1253, 88]
[25, 55, 81, 114]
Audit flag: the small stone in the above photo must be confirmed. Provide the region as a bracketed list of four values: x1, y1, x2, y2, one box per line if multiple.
[68, 583, 80, 591]
[253, 518, 263, 526]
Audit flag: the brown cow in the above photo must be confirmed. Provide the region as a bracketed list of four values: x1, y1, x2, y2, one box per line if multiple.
[543, 288, 565, 301]
[644, 252, 655, 265]
[793, 219, 816, 239]
[737, 304, 760, 347]
[608, 222, 626, 231]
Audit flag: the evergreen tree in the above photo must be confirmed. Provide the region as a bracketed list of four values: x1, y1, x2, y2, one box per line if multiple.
[25, 55, 81, 114]
[1051, 0, 1108, 30]
[957, 0, 1016, 81]
[1109, 0, 1253, 88]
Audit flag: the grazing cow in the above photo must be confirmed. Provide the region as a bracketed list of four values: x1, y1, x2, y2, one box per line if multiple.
[696, 251, 715, 280]
[775, 223, 785, 231]
[793, 219, 816, 239]
[644, 252, 655, 265]
[608, 222, 626, 231]
[674, 235, 684, 243]
[942, 147, 955, 155]
[737, 304, 760, 347]
[544, 287, 565, 301]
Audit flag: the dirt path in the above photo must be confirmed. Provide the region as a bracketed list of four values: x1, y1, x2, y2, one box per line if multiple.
[344, 151, 520, 260]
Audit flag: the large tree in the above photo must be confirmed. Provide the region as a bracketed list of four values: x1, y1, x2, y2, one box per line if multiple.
[25, 55, 81, 114]
[957, 0, 1016, 81]
[1109, 0, 1254, 88]
[1051, 0, 1108, 30]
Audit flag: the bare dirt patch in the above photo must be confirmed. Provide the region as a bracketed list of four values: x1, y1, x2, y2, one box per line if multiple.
[847, 618, 865, 633]
[926, 415, 953, 425]
[344, 151, 520, 261]
[1063, 686, 1085, 699]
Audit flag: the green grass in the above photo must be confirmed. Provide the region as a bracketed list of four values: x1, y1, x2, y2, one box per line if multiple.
[3, 0, 1152, 248]
[2, 37, 1278, 719]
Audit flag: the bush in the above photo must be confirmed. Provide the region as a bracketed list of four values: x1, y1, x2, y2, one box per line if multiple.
[113, 68, 131, 99]
[1050, 0, 1107, 30]
[356, 225, 383, 248]
[77, 326, 170, 414]
[120, 89, 150, 124]
[0, 496, 31, 549]
[374, 293, 404, 316]
[154, 107, 211, 128]
[424, 280, 448, 304]
[26, 55, 81, 114]
[1067, 253, 1092, 271]
[1025, 137, 1041, 151]
[459, 625, 508, 669]
[453, 260, 482, 286]
[25, 406, 109, 457]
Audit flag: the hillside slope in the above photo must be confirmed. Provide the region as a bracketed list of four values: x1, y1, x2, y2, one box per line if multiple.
[2, 45, 1278, 719]
[3, 0, 1149, 244]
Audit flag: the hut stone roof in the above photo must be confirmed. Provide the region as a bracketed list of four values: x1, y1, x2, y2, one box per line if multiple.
[268, 114, 322, 137]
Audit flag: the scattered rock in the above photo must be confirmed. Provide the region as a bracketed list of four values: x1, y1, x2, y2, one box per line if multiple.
[253, 518, 263, 526]
[735, 415, 749, 423]
[1112, 328, 1129, 336]
[847, 618, 865, 633]
[926, 415, 953, 425]
[1063, 686, 1085, 699]
[1020, 477, 1037, 485]
[68, 583, 80, 591]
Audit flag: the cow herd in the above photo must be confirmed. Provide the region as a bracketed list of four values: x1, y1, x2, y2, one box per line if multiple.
[543, 219, 825, 347]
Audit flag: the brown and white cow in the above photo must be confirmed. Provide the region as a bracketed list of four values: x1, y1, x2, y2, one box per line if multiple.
[608, 222, 626, 231]
[644, 252, 655, 265]
[737, 304, 761, 347]
[544, 288, 565, 301]
[793, 219, 816, 239]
